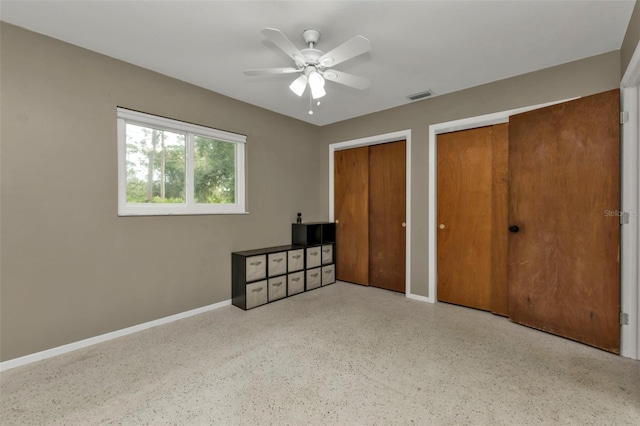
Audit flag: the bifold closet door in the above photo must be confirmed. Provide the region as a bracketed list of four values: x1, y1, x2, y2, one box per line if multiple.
[334, 146, 370, 285]
[369, 141, 406, 292]
[334, 141, 406, 291]
[508, 89, 620, 353]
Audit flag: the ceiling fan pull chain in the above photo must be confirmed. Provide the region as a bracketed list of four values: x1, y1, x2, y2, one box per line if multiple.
[308, 91, 313, 115]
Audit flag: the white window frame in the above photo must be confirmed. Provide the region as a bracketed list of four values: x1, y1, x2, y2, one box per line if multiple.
[117, 108, 247, 216]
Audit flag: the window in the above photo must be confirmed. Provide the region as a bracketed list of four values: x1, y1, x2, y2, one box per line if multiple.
[117, 108, 246, 215]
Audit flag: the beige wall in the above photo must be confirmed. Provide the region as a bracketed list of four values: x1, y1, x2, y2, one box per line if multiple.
[0, 23, 324, 361]
[0, 21, 624, 362]
[622, 0, 640, 77]
[318, 51, 621, 299]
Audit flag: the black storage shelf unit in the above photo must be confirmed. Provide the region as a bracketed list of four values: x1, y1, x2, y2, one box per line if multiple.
[232, 222, 337, 311]
[232, 240, 335, 311]
[292, 222, 336, 246]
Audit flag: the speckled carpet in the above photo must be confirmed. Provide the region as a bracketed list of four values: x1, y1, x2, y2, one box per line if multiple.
[1, 281, 639, 425]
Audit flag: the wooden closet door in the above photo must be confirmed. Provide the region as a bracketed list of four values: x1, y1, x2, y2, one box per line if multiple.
[508, 90, 620, 353]
[369, 141, 406, 292]
[334, 146, 369, 285]
[437, 127, 494, 310]
[437, 125, 509, 313]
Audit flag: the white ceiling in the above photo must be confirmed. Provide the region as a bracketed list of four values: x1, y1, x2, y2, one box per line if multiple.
[0, 1, 635, 126]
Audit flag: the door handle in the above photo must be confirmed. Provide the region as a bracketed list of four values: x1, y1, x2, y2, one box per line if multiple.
[509, 225, 520, 233]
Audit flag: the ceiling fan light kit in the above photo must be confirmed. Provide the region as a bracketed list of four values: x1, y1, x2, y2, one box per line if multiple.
[289, 75, 308, 97]
[307, 69, 326, 99]
[244, 27, 372, 113]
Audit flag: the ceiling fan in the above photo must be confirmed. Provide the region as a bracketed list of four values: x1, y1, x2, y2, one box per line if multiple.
[244, 28, 371, 103]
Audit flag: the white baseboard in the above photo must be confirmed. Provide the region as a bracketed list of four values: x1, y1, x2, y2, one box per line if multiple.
[0, 299, 232, 372]
[407, 293, 434, 303]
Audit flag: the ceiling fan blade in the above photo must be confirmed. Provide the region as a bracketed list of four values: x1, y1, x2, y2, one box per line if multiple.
[323, 70, 370, 90]
[318, 35, 371, 67]
[261, 28, 306, 66]
[243, 67, 300, 76]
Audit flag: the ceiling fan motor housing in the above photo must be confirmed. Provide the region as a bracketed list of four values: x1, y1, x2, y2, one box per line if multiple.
[301, 48, 324, 64]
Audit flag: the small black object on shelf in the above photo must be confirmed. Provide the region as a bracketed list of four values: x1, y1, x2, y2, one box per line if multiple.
[296, 212, 302, 223]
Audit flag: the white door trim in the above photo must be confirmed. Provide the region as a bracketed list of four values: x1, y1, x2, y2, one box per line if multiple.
[620, 40, 640, 360]
[328, 130, 413, 298]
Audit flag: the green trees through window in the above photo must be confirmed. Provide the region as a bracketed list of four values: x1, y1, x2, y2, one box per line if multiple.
[194, 136, 236, 204]
[126, 124, 186, 203]
[125, 126, 236, 205]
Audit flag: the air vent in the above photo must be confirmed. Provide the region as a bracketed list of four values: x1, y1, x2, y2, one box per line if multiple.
[407, 90, 433, 101]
